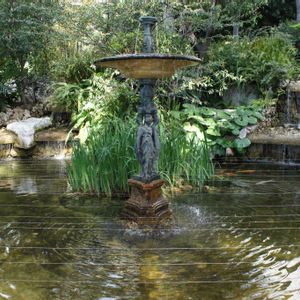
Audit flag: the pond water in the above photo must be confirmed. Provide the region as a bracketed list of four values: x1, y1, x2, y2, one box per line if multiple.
[0, 160, 300, 299]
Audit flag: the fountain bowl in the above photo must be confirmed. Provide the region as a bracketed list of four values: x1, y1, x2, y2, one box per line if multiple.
[95, 54, 201, 79]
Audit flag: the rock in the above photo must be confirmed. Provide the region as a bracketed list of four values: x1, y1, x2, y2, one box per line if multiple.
[23, 109, 31, 119]
[247, 125, 258, 133]
[5, 107, 13, 117]
[248, 127, 300, 146]
[0, 82, 51, 127]
[239, 125, 258, 139]
[51, 112, 71, 125]
[35, 127, 70, 142]
[12, 107, 24, 120]
[0, 129, 16, 144]
[31, 102, 48, 117]
[204, 185, 210, 192]
[226, 147, 234, 156]
[287, 81, 300, 92]
[239, 128, 248, 139]
[0, 112, 8, 126]
[7, 117, 52, 149]
[256, 106, 278, 131]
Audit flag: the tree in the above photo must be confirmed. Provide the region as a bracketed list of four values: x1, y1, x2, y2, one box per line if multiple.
[258, 0, 296, 27]
[0, 0, 61, 104]
[297, 0, 300, 22]
[220, 0, 269, 37]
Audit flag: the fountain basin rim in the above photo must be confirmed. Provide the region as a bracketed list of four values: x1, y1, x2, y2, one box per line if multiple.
[95, 54, 201, 79]
[95, 53, 201, 64]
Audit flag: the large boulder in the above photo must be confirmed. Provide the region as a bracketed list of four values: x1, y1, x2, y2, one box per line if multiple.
[7, 117, 52, 149]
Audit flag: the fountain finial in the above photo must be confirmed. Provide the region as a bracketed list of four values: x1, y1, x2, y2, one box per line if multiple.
[139, 16, 157, 53]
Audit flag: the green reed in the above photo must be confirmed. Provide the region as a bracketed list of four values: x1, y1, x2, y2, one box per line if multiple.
[67, 117, 214, 196]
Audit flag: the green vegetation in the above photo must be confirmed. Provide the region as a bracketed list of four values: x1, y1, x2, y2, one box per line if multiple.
[173, 104, 264, 156]
[53, 73, 138, 129]
[68, 116, 213, 195]
[0, 0, 61, 102]
[205, 33, 298, 96]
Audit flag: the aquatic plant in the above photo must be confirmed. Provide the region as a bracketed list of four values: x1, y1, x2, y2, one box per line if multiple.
[67, 116, 213, 196]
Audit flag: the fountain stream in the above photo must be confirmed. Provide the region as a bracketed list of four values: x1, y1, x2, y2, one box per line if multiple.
[95, 16, 201, 226]
[285, 83, 300, 129]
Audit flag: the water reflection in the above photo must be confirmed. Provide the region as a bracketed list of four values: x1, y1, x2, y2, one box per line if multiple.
[0, 160, 300, 299]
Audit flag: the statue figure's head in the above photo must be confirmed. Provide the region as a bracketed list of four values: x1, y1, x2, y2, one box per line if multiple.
[144, 113, 153, 126]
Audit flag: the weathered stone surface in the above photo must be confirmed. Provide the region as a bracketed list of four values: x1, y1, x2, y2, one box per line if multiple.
[0, 127, 73, 159]
[7, 117, 52, 149]
[0, 101, 53, 128]
[9, 147, 32, 158]
[0, 129, 16, 144]
[248, 127, 300, 146]
[32, 141, 72, 159]
[247, 143, 300, 162]
[288, 81, 300, 92]
[123, 179, 172, 226]
[35, 127, 71, 142]
[0, 144, 14, 159]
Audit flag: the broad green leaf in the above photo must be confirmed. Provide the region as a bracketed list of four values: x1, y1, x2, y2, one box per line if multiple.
[232, 128, 240, 135]
[234, 117, 248, 127]
[206, 127, 221, 136]
[234, 138, 251, 148]
[252, 111, 264, 120]
[189, 115, 216, 127]
[215, 138, 231, 147]
[216, 110, 231, 119]
[182, 103, 199, 115]
[247, 116, 258, 124]
[199, 107, 216, 116]
[183, 123, 205, 140]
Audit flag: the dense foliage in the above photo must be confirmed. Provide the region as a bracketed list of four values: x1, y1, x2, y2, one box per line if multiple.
[68, 116, 213, 195]
[173, 103, 264, 156]
[53, 72, 139, 128]
[1, 0, 299, 109]
[0, 0, 61, 102]
[204, 32, 298, 97]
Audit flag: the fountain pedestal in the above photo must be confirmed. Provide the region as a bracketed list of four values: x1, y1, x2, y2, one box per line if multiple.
[123, 179, 171, 225]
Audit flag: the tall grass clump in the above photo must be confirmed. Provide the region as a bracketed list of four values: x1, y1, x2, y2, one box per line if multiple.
[159, 124, 214, 189]
[68, 116, 214, 196]
[68, 117, 138, 196]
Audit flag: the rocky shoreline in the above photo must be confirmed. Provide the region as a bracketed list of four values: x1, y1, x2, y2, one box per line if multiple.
[0, 127, 72, 159]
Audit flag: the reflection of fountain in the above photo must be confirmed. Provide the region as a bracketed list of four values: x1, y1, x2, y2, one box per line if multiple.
[95, 16, 200, 226]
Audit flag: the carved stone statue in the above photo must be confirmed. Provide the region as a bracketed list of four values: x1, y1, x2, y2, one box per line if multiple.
[137, 79, 158, 125]
[135, 112, 160, 183]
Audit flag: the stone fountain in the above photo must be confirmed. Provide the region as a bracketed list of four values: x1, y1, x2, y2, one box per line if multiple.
[95, 16, 201, 226]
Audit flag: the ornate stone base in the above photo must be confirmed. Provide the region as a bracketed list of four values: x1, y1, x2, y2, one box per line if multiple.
[122, 179, 172, 226]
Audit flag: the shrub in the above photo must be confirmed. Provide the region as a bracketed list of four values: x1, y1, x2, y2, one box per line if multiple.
[50, 51, 95, 83]
[171, 103, 264, 156]
[204, 32, 299, 97]
[52, 73, 139, 128]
